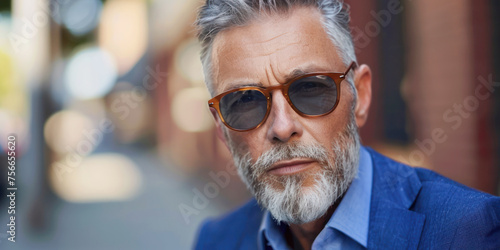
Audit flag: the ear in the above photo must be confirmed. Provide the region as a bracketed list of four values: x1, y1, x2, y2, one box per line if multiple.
[353, 64, 372, 128]
[209, 107, 230, 149]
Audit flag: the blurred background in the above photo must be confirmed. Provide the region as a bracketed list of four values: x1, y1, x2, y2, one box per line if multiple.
[0, 0, 498, 249]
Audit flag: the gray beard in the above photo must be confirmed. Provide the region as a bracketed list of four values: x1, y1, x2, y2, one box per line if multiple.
[227, 116, 360, 225]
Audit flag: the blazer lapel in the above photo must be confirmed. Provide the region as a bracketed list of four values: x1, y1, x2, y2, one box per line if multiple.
[366, 148, 425, 249]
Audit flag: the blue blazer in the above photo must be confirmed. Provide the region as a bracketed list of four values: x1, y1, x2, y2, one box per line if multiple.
[195, 148, 500, 249]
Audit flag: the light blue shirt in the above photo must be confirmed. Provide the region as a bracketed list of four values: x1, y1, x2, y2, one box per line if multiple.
[258, 146, 373, 250]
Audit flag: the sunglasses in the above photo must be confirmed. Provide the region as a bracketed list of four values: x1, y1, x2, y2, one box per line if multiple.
[208, 62, 357, 132]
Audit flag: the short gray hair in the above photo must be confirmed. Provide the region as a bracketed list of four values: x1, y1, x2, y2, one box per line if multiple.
[196, 0, 357, 99]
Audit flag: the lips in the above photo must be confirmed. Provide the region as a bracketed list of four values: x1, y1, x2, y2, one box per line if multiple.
[267, 159, 316, 176]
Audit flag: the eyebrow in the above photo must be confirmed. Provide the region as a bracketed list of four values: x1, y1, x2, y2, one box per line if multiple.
[284, 68, 308, 82]
[220, 65, 327, 93]
[284, 65, 329, 82]
[221, 82, 264, 93]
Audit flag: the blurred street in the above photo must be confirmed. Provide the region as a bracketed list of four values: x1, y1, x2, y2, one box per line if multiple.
[0, 0, 498, 249]
[1, 141, 231, 249]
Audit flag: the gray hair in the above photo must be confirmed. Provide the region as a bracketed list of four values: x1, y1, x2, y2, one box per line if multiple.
[196, 0, 358, 101]
[229, 107, 360, 224]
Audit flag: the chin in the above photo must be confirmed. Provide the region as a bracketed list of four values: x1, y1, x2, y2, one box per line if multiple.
[255, 169, 342, 225]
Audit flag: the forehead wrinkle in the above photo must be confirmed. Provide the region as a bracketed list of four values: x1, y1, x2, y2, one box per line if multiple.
[240, 25, 301, 58]
[251, 42, 303, 57]
[264, 47, 307, 84]
[252, 31, 290, 45]
[265, 66, 273, 87]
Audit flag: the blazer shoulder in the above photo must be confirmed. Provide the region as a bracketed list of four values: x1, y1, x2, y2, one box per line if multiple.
[410, 168, 500, 248]
[414, 166, 497, 202]
[366, 146, 496, 205]
[449, 195, 500, 249]
[366, 148, 500, 248]
[194, 199, 263, 249]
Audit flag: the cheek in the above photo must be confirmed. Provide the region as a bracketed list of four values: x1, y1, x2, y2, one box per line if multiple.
[227, 131, 264, 159]
[306, 89, 355, 146]
[246, 137, 269, 160]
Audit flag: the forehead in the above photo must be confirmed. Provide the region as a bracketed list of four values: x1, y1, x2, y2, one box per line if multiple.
[211, 7, 343, 94]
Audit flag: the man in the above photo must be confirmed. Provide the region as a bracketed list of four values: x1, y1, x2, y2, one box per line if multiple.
[194, 0, 500, 249]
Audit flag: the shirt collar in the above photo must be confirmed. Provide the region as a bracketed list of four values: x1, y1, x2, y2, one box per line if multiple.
[325, 146, 372, 247]
[258, 209, 288, 249]
[258, 146, 373, 249]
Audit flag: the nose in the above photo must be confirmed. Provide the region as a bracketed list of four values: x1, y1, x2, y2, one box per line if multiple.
[266, 90, 303, 142]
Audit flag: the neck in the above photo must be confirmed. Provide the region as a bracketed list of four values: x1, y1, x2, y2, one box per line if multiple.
[286, 199, 341, 250]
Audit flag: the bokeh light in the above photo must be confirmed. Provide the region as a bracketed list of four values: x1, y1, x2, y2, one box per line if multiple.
[61, 0, 102, 36]
[64, 46, 118, 100]
[0, 12, 12, 50]
[174, 39, 205, 86]
[98, 0, 148, 75]
[50, 153, 142, 203]
[106, 84, 154, 143]
[0, 110, 27, 152]
[171, 87, 213, 133]
[44, 110, 96, 154]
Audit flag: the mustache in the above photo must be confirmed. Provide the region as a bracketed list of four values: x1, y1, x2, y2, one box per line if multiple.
[252, 142, 330, 174]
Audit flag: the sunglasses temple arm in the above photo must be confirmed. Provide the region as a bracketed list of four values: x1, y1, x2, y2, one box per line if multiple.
[344, 62, 358, 77]
[344, 62, 358, 76]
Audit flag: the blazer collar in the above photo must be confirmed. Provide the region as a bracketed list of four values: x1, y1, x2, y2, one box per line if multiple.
[365, 147, 425, 249]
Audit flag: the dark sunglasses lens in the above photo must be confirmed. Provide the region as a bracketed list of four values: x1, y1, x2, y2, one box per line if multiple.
[288, 75, 338, 115]
[220, 90, 268, 130]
